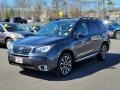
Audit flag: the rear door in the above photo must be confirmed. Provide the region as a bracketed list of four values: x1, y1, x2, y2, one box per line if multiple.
[87, 20, 102, 53]
[0, 25, 5, 44]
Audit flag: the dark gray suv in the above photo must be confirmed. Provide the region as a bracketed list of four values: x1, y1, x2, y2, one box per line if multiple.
[8, 17, 110, 76]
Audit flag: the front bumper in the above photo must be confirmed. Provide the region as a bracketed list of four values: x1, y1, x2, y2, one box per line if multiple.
[8, 54, 57, 71]
[108, 31, 114, 38]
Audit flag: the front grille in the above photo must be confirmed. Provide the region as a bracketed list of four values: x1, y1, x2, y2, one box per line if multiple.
[12, 46, 32, 56]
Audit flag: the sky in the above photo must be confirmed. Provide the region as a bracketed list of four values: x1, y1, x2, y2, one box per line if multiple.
[115, 0, 120, 7]
[2, 0, 120, 8]
[6, 0, 51, 7]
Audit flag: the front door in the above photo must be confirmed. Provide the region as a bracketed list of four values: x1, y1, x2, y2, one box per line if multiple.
[74, 21, 93, 60]
[0, 25, 5, 44]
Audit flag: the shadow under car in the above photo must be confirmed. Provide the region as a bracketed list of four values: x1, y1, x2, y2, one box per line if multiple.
[19, 53, 120, 81]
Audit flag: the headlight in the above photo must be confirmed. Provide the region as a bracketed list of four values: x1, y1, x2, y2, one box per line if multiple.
[16, 34, 24, 38]
[8, 42, 13, 51]
[13, 34, 24, 39]
[35, 45, 53, 53]
[12, 34, 24, 41]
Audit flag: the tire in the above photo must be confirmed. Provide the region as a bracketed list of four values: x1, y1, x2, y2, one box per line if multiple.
[6, 38, 13, 49]
[97, 44, 109, 61]
[54, 53, 73, 77]
[114, 31, 120, 40]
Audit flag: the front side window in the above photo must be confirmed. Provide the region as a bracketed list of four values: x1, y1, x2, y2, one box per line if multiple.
[36, 21, 75, 37]
[0, 25, 4, 32]
[87, 21, 99, 34]
[3, 24, 25, 32]
[76, 22, 88, 36]
[98, 20, 106, 32]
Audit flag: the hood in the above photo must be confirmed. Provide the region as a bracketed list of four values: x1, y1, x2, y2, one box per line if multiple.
[110, 25, 120, 30]
[13, 31, 34, 37]
[15, 36, 66, 46]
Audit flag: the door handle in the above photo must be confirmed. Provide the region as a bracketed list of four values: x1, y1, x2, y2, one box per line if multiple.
[75, 38, 91, 45]
[91, 36, 101, 40]
[86, 41, 91, 44]
[81, 40, 86, 44]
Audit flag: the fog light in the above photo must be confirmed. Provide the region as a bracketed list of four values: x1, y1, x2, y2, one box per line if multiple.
[38, 65, 48, 71]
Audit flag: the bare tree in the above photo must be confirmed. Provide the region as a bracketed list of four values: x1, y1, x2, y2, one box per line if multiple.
[69, 5, 79, 18]
[52, 0, 60, 18]
[34, 0, 42, 22]
[14, 0, 32, 18]
[0, 0, 8, 20]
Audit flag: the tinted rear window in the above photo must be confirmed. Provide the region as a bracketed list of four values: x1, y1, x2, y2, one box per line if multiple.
[87, 20, 106, 34]
[87, 21, 99, 34]
[97, 20, 106, 32]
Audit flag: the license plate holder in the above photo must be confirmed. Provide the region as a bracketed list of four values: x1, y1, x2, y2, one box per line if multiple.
[15, 57, 23, 64]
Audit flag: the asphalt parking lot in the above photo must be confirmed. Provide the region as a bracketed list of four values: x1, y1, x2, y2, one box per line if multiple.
[0, 39, 120, 90]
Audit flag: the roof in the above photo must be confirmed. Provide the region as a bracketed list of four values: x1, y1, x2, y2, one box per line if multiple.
[0, 22, 17, 25]
[52, 18, 79, 24]
[52, 17, 99, 23]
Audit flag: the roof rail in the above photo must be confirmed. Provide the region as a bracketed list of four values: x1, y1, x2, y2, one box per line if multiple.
[53, 18, 76, 21]
[80, 17, 98, 20]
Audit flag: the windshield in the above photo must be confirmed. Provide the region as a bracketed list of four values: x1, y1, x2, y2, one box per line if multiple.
[36, 21, 75, 37]
[3, 23, 25, 32]
[111, 20, 120, 26]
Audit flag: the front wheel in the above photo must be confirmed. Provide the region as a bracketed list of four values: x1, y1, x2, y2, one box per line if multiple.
[97, 44, 109, 61]
[54, 53, 73, 77]
[114, 31, 120, 40]
[6, 38, 13, 49]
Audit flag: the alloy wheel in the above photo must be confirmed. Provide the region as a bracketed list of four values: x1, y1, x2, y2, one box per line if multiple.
[6, 39, 13, 49]
[59, 54, 73, 76]
[101, 44, 108, 60]
[115, 31, 120, 40]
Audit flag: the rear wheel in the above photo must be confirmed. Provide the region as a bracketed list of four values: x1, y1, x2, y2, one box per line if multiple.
[6, 38, 13, 49]
[97, 44, 109, 61]
[54, 53, 73, 77]
[114, 31, 120, 40]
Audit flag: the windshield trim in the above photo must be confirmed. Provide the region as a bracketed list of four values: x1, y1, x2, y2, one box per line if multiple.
[36, 21, 75, 37]
[3, 23, 25, 32]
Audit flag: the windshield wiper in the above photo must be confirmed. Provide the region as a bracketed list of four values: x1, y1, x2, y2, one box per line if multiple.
[36, 34, 55, 37]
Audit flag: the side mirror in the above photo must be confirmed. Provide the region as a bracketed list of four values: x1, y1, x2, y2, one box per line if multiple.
[109, 25, 112, 29]
[78, 32, 84, 37]
[0, 30, 4, 33]
[73, 32, 84, 39]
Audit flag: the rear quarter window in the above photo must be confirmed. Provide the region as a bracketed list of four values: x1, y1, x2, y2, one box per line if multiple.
[0, 25, 4, 32]
[97, 20, 107, 32]
[87, 21, 99, 35]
